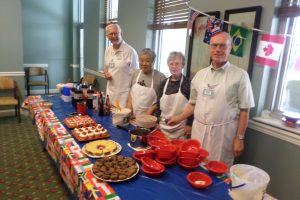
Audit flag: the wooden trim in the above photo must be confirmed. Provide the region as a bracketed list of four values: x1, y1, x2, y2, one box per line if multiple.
[0, 72, 25, 76]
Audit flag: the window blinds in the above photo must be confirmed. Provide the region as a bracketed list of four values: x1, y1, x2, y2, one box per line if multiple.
[153, 0, 190, 30]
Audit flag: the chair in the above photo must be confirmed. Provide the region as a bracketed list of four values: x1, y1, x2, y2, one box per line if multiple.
[0, 76, 21, 122]
[79, 74, 97, 87]
[25, 67, 49, 96]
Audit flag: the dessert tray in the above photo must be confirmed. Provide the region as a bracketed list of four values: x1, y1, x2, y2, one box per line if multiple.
[72, 124, 110, 141]
[92, 155, 139, 182]
[82, 140, 122, 158]
[64, 115, 96, 129]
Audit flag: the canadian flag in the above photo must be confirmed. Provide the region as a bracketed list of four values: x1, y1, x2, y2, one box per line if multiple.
[255, 34, 285, 68]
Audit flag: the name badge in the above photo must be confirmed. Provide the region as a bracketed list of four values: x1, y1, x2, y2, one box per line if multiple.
[109, 61, 115, 68]
[202, 88, 214, 97]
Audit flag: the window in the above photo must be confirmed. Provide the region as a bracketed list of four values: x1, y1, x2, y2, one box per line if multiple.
[79, 0, 84, 77]
[153, 0, 189, 76]
[106, 0, 118, 22]
[105, 0, 119, 47]
[270, 6, 300, 118]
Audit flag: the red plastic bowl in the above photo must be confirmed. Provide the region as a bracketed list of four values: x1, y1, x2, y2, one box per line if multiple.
[177, 159, 199, 170]
[148, 130, 167, 141]
[141, 157, 165, 172]
[141, 164, 165, 177]
[198, 148, 209, 162]
[155, 145, 177, 161]
[132, 149, 155, 161]
[178, 150, 199, 158]
[148, 139, 170, 150]
[177, 156, 200, 167]
[181, 139, 201, 152]
[171, 139, 185, 148]
[205, 160, 228, 176]
[186, 172, 212, 189]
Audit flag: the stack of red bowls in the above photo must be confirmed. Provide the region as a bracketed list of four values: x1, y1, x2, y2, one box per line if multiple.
[177, 139, 209, 170]
[155, 144, 178, 165]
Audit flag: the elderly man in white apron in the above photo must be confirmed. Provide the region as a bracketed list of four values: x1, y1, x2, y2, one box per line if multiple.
[167, 32, 255, 166]
[127, 48, 166, 117]
[104, 24, 139, 108]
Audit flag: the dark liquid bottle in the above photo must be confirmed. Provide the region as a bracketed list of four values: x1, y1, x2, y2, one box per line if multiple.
[98, 92, 105, 116]
[105, 94, 111, 116]
[71, 83, 76, 107]
[86, 84, 94, 109]
[74, 85, 83, 109]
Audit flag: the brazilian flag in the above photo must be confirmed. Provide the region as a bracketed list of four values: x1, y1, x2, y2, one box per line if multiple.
[230, 25, 250, 57]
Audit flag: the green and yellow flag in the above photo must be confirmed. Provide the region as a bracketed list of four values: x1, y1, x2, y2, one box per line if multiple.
[230, 25, 250, 57]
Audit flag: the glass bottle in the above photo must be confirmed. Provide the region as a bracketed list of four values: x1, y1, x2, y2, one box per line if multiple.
[98, 92, 105, 116]
[105, 94, 111, 116]
[86, 84, 94, 109]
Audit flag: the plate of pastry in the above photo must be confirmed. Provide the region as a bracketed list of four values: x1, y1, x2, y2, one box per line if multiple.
[92, 155, 139, 182]
[82, 140, 122, 158]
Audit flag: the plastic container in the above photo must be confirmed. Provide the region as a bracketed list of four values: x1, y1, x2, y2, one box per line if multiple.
[229, 164, 270, 200]
[111, 108, 131, 126]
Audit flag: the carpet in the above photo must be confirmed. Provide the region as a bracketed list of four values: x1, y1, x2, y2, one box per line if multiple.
[0, 116, 71, 199]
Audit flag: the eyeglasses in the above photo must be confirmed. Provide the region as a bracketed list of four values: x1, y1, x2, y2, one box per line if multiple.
[210, 43, 230, 49]
[106, 32, 120, 37]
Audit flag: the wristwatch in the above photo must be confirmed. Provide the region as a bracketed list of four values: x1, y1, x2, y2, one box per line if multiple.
[236, 134, 245, 140]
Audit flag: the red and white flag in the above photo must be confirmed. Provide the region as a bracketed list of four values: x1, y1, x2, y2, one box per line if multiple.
[255, 34, 285, 68]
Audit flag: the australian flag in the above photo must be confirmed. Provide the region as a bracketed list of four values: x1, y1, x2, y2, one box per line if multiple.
[203, 17, 223, 44]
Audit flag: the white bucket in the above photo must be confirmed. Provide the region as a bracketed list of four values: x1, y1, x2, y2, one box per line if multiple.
[229, 164, 270, 200]
[111, 108, 131, 126]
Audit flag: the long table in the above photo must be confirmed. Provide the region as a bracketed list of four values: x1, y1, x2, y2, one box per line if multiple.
[29, 95, 232, 200]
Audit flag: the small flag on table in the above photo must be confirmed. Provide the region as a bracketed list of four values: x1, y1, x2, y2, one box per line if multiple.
[230, 25, 250, 57]
[255, 34, 285, 68]
[203, 17, 223, 44]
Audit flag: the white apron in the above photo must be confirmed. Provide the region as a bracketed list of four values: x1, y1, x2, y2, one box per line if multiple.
[159, 76, 189, 139]
[191, 67, 238, 166]
[131, 70, 157, 116]
[106, 52, 131, 108]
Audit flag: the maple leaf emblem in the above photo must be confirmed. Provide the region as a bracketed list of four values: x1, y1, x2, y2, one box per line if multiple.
[263, 44, 274, 56]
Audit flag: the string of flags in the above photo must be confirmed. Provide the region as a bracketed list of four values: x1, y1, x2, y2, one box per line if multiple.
[186, 4, 287, 69]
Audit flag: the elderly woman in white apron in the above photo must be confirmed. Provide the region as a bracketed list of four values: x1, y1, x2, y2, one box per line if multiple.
[127, 48, 166, 117]
[156, 52, 193, 139]
[167, 32, 255, 166]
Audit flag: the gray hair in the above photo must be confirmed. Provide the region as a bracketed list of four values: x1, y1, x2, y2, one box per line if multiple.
[210, 32, 232, 44]
[139, 48, 156, 63]
[167, 51, 185, 66]
[105, 23, 122, 33]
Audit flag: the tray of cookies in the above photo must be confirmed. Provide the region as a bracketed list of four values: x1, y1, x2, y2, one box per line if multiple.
[64, 115, 96, 129]
[72, 124, 110, 141]
[92, 155, 139, 182]
[82, 139, 122, 158]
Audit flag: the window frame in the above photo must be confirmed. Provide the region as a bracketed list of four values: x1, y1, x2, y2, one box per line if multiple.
[152, 0, 190, 73]
[266, 11, 300, 117]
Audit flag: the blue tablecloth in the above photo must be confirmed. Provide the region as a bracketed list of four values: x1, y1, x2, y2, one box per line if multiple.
[45, 95, 232, 200]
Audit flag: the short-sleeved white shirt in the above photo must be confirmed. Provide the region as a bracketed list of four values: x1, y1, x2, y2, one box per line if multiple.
[190, 62, 255, 112]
